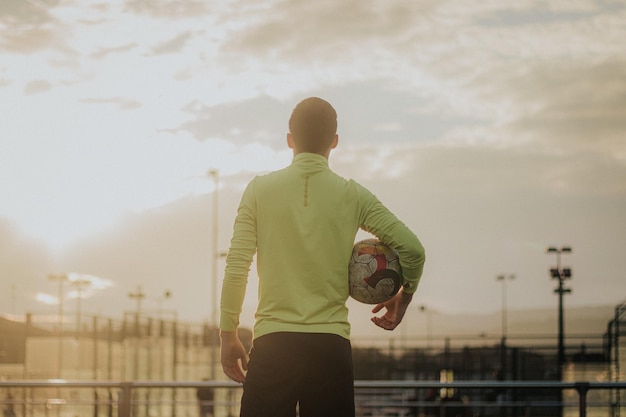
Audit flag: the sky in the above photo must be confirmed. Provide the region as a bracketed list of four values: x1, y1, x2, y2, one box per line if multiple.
[1, 0, 626, 338]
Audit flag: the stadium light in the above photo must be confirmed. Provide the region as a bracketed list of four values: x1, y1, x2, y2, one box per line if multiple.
[545, 245, 573, 385]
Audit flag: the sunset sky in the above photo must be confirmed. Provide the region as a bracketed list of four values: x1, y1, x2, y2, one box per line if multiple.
[1, 0, 625, 337]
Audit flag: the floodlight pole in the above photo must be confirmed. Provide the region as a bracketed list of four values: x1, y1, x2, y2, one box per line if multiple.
[546, 246, 572, 386]
[72, 278, 91, 336]
[496, 274, 515, 379]
[419, 305, 433, 349]
[496, 274, 515, 339]
[128, 286, 146, 326]
[209, 169, 219, 381]
[128, 286, 146, 380]
[49, 274, 68, 378]
[71, 277, 91, 376]
[157, 290, 172, 319]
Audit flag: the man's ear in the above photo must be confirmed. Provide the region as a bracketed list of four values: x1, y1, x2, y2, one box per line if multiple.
[287, 133, 295, 149]
[331, 134, 339, 149]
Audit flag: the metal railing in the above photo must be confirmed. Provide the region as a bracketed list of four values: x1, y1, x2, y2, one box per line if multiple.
[1, 379, 625, 417]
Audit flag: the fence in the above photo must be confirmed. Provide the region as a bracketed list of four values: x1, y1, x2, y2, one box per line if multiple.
[2, 307, 624, 416]
[1, 379, 625, 417]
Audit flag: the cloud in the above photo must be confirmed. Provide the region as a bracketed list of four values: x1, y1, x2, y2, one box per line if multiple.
[220, 0, 437, 58]
[0, 0, 65, 52]
[0, 26, 63, 53]
[90, 43, 137, 59]
[80, 97, 142, 110]
[123, 0, 211, 19]
[336, 138, 626, 203]
[209, 0, 626, 158]
[35, 292, 57, 305]
[175, 82, 480, 148]
[440, 55, 626, 161]
[24, 79, 52, 95]
[475, 1, 625, 27]
[178, 95, 291, 145]
[505, 59, 626, 155]
[151, 31, 195, 55]
[0, 0, 53, 24]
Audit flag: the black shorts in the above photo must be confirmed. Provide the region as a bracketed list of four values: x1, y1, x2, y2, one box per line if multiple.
[240, 332, 355, 417]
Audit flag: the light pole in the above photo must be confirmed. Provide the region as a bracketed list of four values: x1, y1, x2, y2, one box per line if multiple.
[156, 290, 172, 319]
[155, 290, 172, 384]
[49, 274, 68, 378]
[128, 286, 145, 380]
[208, 169, 219, 380]
[70, 276, 91, 376]
[496, 274, 514, 381]
[128, 286, 146, 331]
[496, 274, 515, 339]
[419, 305, 433, 349]
[71, 276, 91, 336]
[546, 246, 572, 379]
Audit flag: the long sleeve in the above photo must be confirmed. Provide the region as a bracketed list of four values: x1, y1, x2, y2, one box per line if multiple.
[358, 187, 425, 295]
[219, 180, 257, 332]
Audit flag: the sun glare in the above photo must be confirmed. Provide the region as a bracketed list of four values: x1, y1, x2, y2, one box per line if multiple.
[12, 208, 120, 253]
[4, 134, 289, 253]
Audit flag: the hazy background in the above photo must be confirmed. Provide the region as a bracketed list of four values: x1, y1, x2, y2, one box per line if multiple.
[1, 0, 625, 338]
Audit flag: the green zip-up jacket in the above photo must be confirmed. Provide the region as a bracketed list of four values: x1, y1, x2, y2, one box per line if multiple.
[219, 153, 425, 340]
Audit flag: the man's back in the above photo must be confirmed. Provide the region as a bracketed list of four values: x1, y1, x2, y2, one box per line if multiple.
[252, 152, 364, 338]
[221, 152, 424, 340]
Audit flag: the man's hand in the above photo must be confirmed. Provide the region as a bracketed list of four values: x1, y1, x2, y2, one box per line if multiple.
[371, 289, 413, 330]
[220, 330, 248, 383]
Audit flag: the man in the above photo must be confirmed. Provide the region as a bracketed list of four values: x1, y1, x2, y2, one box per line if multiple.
[220, 97, 425, 417]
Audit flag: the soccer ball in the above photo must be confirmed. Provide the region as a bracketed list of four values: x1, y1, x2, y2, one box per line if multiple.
[348, 239, 402, 304]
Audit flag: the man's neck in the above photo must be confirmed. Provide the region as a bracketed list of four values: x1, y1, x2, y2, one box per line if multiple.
[292, 150, 331, 159]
